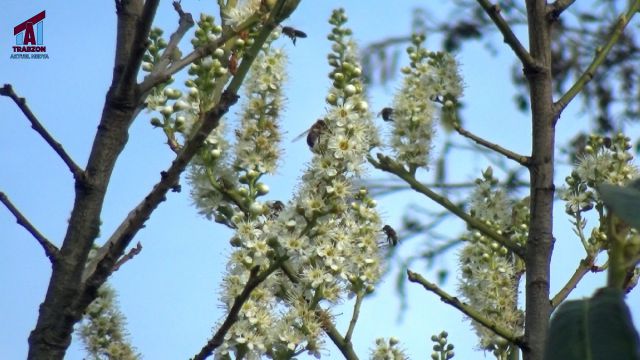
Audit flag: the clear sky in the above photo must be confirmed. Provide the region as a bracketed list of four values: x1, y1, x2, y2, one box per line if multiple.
[1, 1, 639, 359]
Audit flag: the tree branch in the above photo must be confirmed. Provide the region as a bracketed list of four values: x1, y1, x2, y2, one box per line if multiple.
[320, 309, 360, 360]
[475, 0, 542, 72]
[344, 290, 364, 343]
[0, 191, 59, 262]
[369, 154, 525, 258]
[111, 241, 143, 272]
[553, 0, 640, 120]
[407, 269, 527, 349]
[547, 0, 577, 20]
[117, 0, 160, 95]
[0, 84, 83, 180]
[192, 259, 285, 360]
[155, 2, 195, 76]
[453, 122, 530, 166]
[550, 255, 595, 308]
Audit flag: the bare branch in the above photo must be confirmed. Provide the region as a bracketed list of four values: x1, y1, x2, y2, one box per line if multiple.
[475, 0, 542, 72]
[554, 0, 640, 120]
[547, 0, 577, 19]
[112, 242, 143, 272]
[407, 270, 527, 349]
[155, 2, 195, 73]
[0, 191, 59, 262]
[550, 255, 595, 308]
[454, 122, 530, 167]
[0, 84, 83, 180]
[369, 154, 526, 259]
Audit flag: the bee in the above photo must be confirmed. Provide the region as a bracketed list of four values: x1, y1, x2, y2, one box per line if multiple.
[382, 225, 398, 246]
[377, 107, 394, 122]
[292, 119, 328, 149]
[267, 200, 285, 219]
[282, 26, 307, 45]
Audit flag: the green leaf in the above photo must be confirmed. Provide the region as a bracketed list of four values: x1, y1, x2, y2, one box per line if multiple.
[598, 179, 640, 231]
[544, 288, 640, 360]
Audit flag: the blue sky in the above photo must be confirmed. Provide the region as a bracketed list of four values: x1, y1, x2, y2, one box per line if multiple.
[1, 1, 639, 359]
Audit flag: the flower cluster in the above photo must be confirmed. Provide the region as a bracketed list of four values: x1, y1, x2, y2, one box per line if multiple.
[561, 133, 638, 215]
[430, 331, 455, 360]
[212, 9, 385, 359]
[389, 34, 463, 170]
[457, 167, 525, 354]
[370, 337, 407, 360]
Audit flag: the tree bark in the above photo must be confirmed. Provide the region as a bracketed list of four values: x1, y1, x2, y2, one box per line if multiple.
[523, 1, 556, 360]
[27, 1, 152, 358]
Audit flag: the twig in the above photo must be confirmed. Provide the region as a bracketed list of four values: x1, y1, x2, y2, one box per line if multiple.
[553, 0, 640, 120]
[547, 0, 577, 20]
[344, 290, 364, 343]
[112, 242, 142, 272]
[369, 154, 525, 258]
[155, 2, 195, 72]
[453, 123, 530, 166]
[0, 191, 59, 262]
[320, 309, 360, 360]
[550, 255, 595, 308]
[475, 0, 542, 72]
[192, 260, 285, 360]
[0, 84, 83, 180]
[407, 269, 527, 349]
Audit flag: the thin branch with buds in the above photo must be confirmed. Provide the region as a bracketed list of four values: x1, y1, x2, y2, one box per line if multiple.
[320, 309, 360, 360]
[453, 122, 530, 166]
[553, 0, 640, 120]
[407, 270, 527, 349]
[0, 192, 59, 262]
[475, 0, 542, 72]
[0, 84, 83, 180]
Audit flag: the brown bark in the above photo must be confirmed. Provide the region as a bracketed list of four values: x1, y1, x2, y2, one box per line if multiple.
[523, 1, 556, 360]
[27, 1, 157, 358]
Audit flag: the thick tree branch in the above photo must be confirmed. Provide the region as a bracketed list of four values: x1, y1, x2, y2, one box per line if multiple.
[475, 0, 542, 72]
[550, 255, 595, 308]
[369, 154, 525, 258]
[453, 122, 530, 166]
[547, 0, 576, 19]
[192, 260, 285, 360]
[407, 270, 527, 349]
[117, 0, 160, 95]
[0, 84, 83, 180]
[0, 191, 59, 262]
[554, 0, 640, 120]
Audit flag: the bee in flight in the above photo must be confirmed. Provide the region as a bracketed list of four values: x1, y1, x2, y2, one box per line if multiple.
[377, 107, 394, 122]
[282, 26, 307, 45]
[382, 225, 398, 246]
[291, 119, 328, 149]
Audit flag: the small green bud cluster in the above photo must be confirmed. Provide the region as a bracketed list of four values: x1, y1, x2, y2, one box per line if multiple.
[430, 331, 455, 360]
[389, 34, 463, 170]
[191, 13, 222, 49]
[141, 27, 167, 73]
[370, 337, 408, 360]
[458, 168, 525, 352]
